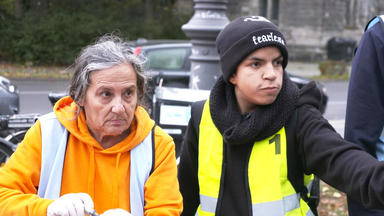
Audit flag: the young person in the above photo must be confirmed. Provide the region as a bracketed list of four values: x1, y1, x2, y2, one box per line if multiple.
[178, 15, 384, 216]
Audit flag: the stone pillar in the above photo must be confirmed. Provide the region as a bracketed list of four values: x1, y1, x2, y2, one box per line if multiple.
[182, 0, 229, 90]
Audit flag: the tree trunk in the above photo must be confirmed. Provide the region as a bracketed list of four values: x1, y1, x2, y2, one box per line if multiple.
[14, 0, 24, 18]
[29, 0, 50, 14]
[145, 0, 153, 24]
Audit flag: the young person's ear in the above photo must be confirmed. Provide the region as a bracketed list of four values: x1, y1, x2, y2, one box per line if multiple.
[229, 73, 237, 85]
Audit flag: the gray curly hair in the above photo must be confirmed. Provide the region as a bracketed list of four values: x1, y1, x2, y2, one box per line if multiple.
[69, 34, 147, 107]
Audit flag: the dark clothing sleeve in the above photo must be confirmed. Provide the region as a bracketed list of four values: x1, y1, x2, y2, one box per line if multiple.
[297, 103, 384, 209]
[344, 18, 384, 215]
[178, 102, 201, 216]
[344, 21, 384, 157]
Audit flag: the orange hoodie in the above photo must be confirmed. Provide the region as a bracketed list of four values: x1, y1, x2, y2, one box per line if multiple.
[0, 96, 183, 215]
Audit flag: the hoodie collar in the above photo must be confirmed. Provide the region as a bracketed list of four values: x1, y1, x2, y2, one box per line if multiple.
[53, 96, 155, 152]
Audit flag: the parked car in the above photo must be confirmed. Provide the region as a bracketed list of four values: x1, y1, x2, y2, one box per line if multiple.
[132, 39, 191, 88]
[0, 76, 19, 115]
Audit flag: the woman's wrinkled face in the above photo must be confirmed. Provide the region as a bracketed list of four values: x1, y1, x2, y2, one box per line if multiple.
[82, 63, 138, 142]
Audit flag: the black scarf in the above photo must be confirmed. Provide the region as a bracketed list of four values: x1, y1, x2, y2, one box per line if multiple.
[209, 72, 299, 145]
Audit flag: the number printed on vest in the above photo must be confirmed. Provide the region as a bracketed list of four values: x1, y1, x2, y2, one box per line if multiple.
[269, 134, 281, 155]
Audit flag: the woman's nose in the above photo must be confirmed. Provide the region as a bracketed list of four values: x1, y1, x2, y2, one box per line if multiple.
[111, 103, 125, 114]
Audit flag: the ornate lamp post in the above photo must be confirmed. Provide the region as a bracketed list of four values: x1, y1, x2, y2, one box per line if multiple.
[182, 0, 229, 90]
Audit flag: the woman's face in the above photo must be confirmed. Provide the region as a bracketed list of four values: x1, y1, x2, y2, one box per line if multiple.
[82, 63, 138, 143]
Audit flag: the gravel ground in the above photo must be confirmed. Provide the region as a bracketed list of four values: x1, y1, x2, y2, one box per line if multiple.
[318, 181, 348, 216]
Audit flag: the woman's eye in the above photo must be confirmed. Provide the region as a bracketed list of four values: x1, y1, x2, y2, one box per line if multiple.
[101, 91, 111, 97]
[125, 90, 132, 96]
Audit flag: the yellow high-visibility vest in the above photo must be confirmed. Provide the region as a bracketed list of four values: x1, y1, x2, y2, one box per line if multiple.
[197, 101, 314, 216]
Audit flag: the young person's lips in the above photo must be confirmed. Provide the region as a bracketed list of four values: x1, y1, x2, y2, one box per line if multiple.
[262, 86, 278, 91]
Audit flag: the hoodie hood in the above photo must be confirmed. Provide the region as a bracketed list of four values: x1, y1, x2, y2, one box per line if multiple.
[53, 96, 155, 153]
[297, 81, 322, 109]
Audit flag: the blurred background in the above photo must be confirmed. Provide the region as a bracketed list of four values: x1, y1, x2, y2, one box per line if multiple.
[1, 1, 384, 216]
[0, 0, 383, 66]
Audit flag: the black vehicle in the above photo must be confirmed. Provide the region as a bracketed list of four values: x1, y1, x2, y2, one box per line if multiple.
[0, 76, 19, 115]
[0, 113, 40, 165]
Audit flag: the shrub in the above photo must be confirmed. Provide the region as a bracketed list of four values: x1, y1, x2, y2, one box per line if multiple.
[0, 3, 191, 66]
[318, 60, 349, 76]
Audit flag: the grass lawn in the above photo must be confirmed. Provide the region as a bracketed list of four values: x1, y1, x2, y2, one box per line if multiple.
[0, 63, 70, 80]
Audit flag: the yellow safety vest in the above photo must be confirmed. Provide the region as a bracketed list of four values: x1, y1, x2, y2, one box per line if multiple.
[197, 101, 314, 216]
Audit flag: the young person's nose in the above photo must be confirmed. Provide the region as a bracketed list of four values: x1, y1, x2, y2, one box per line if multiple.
[262, 63, 277, 80]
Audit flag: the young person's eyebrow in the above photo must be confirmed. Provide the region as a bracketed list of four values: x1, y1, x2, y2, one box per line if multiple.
[246, 57, 264, 61]
[246, 55, 283, 61]
[273, 55, 283, 61]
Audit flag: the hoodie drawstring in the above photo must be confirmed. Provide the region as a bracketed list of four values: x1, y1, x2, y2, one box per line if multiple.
[88, 146, 96, 198]
[113, 153, 122, 207]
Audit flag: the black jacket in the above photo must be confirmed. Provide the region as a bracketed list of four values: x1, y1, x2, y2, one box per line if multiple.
[344, 16, 384, 215]
[178, 81, 384, 216]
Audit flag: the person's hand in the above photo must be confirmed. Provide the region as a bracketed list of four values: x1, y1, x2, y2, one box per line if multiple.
[47, 193, 94, 216]
[100, 209, 133, 216]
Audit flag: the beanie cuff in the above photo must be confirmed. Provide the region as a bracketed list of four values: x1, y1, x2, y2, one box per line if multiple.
[220, 28, 288, 82]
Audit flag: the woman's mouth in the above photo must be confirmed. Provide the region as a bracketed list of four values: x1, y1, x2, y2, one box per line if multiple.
[108, 119, 126, 125]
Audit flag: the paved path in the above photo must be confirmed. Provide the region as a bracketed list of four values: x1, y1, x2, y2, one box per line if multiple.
[286, 61, 321, 77]
[287, 61, 352, 78]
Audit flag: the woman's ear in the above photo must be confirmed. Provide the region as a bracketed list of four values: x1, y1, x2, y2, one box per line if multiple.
[77, 98, 84, 107]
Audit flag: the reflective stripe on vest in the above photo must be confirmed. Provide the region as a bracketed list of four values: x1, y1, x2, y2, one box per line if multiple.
[38, 112, 67, 199]
[197, 101, 313, 216]
[376, 128, 384, 161]
[37, 112, 152, 216]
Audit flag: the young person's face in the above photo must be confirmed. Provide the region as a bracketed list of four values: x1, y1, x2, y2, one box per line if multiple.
[229, 46, 284, 113]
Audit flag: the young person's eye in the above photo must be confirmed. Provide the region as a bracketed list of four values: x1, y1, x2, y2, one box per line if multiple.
[274, 59, 283, 66]
[252, 62, 261, 67]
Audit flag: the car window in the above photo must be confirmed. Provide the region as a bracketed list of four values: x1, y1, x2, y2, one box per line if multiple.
[146, 48, 188, 70]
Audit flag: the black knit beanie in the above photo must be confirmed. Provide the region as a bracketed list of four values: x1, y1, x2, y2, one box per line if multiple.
[216, 15, 288, 83]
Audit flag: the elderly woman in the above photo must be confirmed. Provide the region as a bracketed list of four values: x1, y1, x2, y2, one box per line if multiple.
[0, 35, 183, 216]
